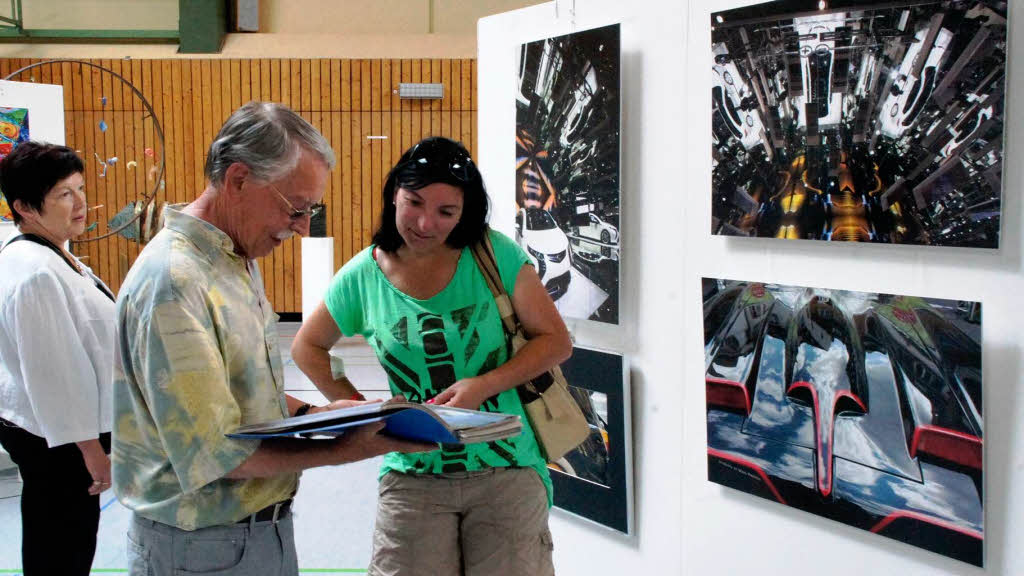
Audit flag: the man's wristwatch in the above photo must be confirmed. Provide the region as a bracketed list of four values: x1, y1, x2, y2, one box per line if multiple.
[294, 403, 314, 417]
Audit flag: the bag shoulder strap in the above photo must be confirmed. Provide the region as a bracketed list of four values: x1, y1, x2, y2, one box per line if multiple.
[469, 230, 521, 337]
[1, 234, 115, 302]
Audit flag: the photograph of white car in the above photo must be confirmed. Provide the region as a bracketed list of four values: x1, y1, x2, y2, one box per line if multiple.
[516, 207, 572, 301]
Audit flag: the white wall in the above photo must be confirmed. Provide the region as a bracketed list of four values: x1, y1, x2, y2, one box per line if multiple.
[480, 1, 1024, 575]
[480, 1, 687, 574]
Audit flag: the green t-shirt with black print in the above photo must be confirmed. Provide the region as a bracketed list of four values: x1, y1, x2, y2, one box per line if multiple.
[324, 228, 552, 504]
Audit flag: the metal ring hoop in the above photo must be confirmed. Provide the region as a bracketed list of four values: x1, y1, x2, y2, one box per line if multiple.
[3, 59, 166, 243]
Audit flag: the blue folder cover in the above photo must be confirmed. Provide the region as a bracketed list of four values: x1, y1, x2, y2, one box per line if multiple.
[226, 402, 519, 444]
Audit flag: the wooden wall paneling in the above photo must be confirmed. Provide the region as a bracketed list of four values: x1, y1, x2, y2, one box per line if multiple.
[209, 59, 222, 140]
[370, 59, 381, 234]
[37, 58, 49, 85]
[305, 58, 320, 310]
[401, 60, 412, 152]
[471, 59, 478, 156]
[278, 59, 292, 313]
[108, 58, 124, 293]
[122, 58, 137, 286]
[199, 60, 213, 193]
[441, 59, 452, 142]
[129, 58, 145, 265]
[112, 57, 126, 285]
[189, 60, 203, 197]
[171, 61, 185, 206]
[218, 60, 230, 130]
[180, 61, 195, 206]
[319, 58, 333, 270]
[152, 60, 168, 214]
[340, 60, 353, 268]
[461, 59, 474, 154]
[95, 58, 112, 290]
[330, 60, 343, 271]
[82, 62, 99, 271]
[410, 57, 421, 146]
[6, 57, 475, 312]
[73, 61, 87, 268]
[360, 60, 372, 248]
[451, 59, 462, 148]
[230, 60, 242, 113]
[431, 59, 442, 141]
[350, 60, 362, 262]
[419, 59, 431, 138]
[380, 59, 392, 250]
[390, 59, 402, 174]
[261, 57, 275, 311]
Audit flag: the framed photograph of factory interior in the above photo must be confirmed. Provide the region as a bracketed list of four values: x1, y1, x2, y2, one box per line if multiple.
[703, 278, 983, 565]
[516, 23, 621, 323]
[710, 1, 1006, 248]
[549, 346, 632, 534]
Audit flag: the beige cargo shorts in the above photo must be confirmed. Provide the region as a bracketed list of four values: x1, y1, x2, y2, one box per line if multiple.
[368, 466, 554, 576]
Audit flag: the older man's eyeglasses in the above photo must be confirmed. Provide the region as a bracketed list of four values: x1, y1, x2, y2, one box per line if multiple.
[269, 183, 325, 220]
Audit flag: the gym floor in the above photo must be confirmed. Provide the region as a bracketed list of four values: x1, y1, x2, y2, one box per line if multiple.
[0, 323, 391, 575]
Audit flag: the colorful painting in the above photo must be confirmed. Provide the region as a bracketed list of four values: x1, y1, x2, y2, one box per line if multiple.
[711, 1, 1006, 248]
[703, 278, 983, 565]
[0, 107, 29, 222]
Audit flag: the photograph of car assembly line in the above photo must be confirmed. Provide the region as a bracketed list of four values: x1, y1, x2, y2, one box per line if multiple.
[516, 23, 621, 324]
[711, 0, 1006, 247]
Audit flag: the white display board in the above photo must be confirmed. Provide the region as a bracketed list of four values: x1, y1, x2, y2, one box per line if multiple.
[0, 79, 66, 240]
[480, 1, 1024, 575]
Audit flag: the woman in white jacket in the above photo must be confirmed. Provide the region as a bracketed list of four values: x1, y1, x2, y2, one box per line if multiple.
[0, 141, 115, 576]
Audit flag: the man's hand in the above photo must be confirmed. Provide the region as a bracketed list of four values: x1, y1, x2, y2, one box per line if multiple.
[312, 397, 383, 414]
[333, 421, 436, 461]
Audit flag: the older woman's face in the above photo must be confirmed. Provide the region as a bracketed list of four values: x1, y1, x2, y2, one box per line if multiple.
[394, 183, 464, 255]
[34, 172, 88, 242]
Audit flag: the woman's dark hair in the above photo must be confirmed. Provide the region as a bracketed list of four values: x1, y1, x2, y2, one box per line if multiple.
[0, 141, 85, 224]
[372, 137, 489, 252]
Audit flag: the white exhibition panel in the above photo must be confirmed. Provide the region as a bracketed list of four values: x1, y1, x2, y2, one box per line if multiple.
[480, 1, 685, 574]
[0, 79, 65, 240]
[301, 236, 335, 319]
[481, 1, 1023, 575]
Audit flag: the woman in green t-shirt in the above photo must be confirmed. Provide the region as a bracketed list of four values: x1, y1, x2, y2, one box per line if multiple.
[292, 137, 571, 575]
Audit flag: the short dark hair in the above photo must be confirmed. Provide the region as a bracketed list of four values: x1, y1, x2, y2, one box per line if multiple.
[0, 141, 85, 224]
[373, 137, 489, 252]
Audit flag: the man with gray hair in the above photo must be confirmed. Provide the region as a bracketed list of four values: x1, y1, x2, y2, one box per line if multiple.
[111, 101, 430, 576]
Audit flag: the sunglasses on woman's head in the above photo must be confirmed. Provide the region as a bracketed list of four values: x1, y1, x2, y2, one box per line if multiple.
[404, 140, 477, 182]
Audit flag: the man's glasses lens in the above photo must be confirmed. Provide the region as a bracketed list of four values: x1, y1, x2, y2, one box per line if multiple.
[290, 203, 324, 219]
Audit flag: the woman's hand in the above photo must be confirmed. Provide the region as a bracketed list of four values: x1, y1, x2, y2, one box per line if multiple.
[313, 397, 383, 414]
[431, 377, 493, 410]
[76, 439, 111, 495]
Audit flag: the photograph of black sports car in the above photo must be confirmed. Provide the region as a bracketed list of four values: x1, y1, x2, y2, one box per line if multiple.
[517, 23, 621, 323]
[550, 346, 632, 533]
[711, 0, 1006, 248]
[703, 278, 983, 565]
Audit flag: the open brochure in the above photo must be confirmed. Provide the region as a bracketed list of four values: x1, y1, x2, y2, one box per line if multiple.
[226, 400, 522, 444]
